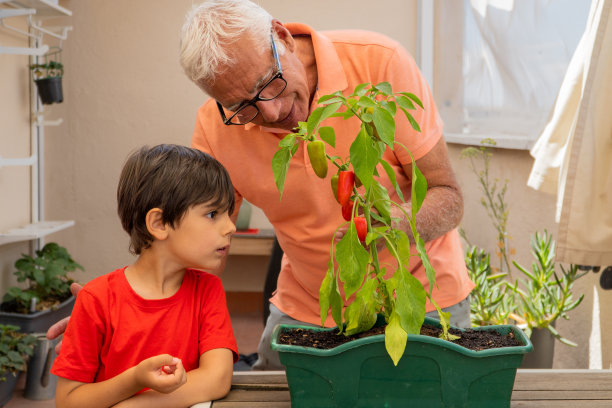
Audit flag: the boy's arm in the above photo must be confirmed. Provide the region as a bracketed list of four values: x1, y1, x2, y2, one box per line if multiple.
[114, 348, 234, 408]
[56, 354, 186, 408]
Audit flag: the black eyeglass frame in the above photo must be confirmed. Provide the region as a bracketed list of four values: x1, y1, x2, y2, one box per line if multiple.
[216, 34, 287, 126]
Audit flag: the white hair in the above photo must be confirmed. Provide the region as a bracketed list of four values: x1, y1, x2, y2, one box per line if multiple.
[179, 0, 285, 87]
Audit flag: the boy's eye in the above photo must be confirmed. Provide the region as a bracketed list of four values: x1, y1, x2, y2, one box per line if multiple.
[206, 210, 217, 219]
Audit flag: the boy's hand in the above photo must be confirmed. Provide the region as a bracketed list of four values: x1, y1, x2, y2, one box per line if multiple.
[135, 354, 187, 394]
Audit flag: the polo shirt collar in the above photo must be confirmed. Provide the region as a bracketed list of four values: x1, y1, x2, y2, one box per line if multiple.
[244, 22, 348, 134]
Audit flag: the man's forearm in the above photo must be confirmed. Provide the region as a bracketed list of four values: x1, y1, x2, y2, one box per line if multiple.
[395, 185, 463, 243]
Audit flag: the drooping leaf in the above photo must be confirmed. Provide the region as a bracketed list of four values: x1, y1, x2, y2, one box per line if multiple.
[336, 223, 369, 300]
[411, 162, 427, 217]
[372, 107, 395, 147]
[344, 279, 378, 335]
[395, 268, 426, 335]
[318, 126, 336, 148]
[370, 179, 391, 223]
[350, 127, 381, 190]
[380, 159, 405, 202]
[385, 311, 408, 366]
[416, 236, 436, 294]
[272, 148, 292, 198]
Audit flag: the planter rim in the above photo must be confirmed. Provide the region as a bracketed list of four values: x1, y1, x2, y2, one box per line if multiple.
[0, 295, 75, 320]
[271, 316, 533, 358]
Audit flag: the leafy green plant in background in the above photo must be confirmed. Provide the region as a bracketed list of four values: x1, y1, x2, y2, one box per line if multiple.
[510, 231, 585, 345]
[273, 82, 457, 366]
[466, 246, 515, 327]
[461, 141, 585, 346]
[0, 324, 36, 380]
[2, 243, 82, 314]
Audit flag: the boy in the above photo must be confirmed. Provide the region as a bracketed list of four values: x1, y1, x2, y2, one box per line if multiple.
[52, 144, 238, 407]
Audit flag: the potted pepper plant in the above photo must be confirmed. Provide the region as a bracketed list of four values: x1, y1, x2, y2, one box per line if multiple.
[269, 82, 532, 408]
[0, 243, 82, 334]
[0, 324, 36, 407]
[29, 47, 64, 105]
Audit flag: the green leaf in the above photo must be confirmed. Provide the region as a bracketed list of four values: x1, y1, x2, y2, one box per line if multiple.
[349, 127, 381, 190]
[380, 159, 405, 202]
[336, 223, 369, 300]
[370, 179, 391, 223]
[357, 95, 377, 108]
[395, 268, 426, 334]
[352, 82, 370, 97]
[344, 279, 378, 335]
[307, 102, 342, 134]
[272, 148, 293, 198]
[318, 126, 336, 148]
[416, 236, 436, 294]
[319, 267, 334, 327]
[278, 133, 298, 148]
[398, 92, 424, 109]
[384, 311, 407, 366]
[411, 162, 427, 216]
[372, 107, 395, 147]
[374, 81, 393, 96]
[396, 95, 416, 111]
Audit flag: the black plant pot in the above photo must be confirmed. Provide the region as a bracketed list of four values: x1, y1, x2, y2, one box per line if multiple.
[0, 371, 19, 407]
[34, 76, 63, 105]
[0, 296, 75, 334]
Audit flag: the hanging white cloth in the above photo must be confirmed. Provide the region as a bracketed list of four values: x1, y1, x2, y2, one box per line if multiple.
[527, 0, 612, 265]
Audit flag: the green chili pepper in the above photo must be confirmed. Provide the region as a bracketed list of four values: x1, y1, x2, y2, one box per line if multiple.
[331, 173, 339, 202]
[307, 140, 328, 178]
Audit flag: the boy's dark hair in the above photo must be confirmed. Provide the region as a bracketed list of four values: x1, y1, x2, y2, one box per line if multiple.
[117, 144, 235, 255]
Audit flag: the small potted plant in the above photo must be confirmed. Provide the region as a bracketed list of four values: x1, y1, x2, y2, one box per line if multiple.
[0, 243, 83, 333]
[0, 324, 37, 407]
[461, 141, 585, 368]
[269, 83, 532, 407]
[29, 47, 64, 105]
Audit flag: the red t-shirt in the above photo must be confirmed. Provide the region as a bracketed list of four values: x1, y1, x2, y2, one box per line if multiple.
[51, 267, 238, 384]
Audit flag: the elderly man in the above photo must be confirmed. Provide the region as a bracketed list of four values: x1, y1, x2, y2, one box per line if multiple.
[179, 0, 473, 370]
[48, 0, 473, 371]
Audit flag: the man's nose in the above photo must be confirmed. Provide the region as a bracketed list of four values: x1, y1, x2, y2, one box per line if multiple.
[256, 99, 282, 122]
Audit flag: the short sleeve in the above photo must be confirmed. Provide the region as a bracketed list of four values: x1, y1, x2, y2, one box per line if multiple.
[197, 275, 239, 363]
[385, 44, 444, 164]
[51, 289, 106, 382]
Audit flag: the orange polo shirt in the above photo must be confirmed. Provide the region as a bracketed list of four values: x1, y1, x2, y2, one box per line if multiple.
[191, 23, 473, 326]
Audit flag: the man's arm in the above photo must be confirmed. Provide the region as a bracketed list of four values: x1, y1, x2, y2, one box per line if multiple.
[56, 354, 186, 408]
[394, 137, 463, 243]
[113, 348, 234, 408]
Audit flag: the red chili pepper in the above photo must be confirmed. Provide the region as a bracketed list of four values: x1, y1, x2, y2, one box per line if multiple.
[354, 217, 367, 242]
[341, 200, 353, 221]
[337, 170, 355, 206]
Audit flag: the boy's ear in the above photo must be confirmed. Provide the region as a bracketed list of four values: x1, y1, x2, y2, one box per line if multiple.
[146, 208, 169, 240]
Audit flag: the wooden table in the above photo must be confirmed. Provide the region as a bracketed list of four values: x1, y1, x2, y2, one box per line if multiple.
[229, 229, 275, 256]
[211, 369, 612, 407]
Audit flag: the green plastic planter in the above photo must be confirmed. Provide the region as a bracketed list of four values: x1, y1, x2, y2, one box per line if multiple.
[271, 316, 533, 408]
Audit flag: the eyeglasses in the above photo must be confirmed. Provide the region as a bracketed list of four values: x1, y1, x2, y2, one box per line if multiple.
[217, 34, 287, 126]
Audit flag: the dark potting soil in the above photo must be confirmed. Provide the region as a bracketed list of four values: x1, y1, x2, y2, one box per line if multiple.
[278, 323, 522, 352]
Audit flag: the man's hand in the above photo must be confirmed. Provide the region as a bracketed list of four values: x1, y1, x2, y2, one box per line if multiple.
[46, 282, 83, 353]
[134, 354, 187, 394]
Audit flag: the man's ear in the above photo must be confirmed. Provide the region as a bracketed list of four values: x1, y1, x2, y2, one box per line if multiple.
[146, 208, 169, 241]
[271, 19, 295, 53]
